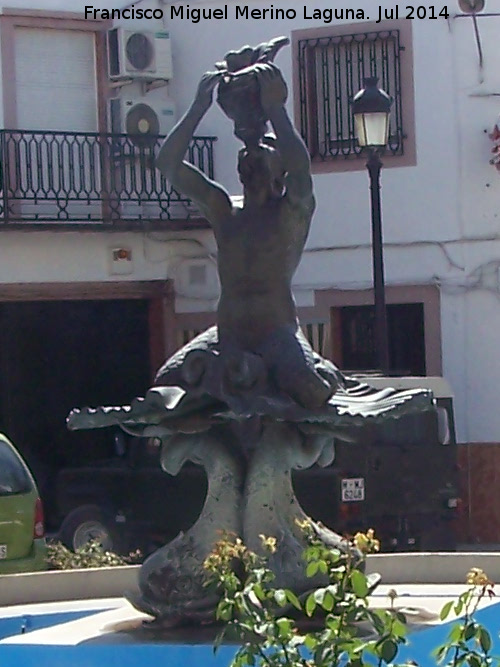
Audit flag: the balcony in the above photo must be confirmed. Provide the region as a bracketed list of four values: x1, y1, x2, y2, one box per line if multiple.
[0, 129, 216, 229]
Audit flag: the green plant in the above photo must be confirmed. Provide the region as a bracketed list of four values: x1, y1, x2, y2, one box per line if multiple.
[46, 539, 142, 570]
[436, 568, 496, 667]
[204, 528, 498, 667]
[204, 525, 408, 667]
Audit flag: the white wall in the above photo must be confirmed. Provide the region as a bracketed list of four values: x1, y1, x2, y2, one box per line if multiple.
[451, 14, 500, 239]
[0, 228, 215, 284]
[448, 13, 500, 442]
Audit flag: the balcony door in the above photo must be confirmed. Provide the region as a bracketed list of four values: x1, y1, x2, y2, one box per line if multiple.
[14, 27, 98, 132]
[10, 27, 101, 222]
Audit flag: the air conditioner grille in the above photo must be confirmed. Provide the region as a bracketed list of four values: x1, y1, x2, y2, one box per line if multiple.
[126, 103, 160, 146]
[126, 32, 154, 71]
[107, 28, 173, 81]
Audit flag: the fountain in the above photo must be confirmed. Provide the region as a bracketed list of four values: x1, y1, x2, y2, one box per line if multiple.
[66, 37, 435, 629]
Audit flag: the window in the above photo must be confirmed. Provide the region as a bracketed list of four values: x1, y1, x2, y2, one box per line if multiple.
[338, 303, 426, 375]
[0, 441, 31, 496]
[292, 20, 415, 172]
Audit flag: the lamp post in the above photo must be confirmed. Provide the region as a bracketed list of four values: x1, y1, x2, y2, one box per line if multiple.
[352, 77, 392, 375]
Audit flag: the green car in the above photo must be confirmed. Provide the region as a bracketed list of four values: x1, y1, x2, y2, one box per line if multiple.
[0, 433, 47, 574]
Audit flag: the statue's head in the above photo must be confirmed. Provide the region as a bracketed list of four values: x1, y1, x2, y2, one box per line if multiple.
[215, 37, 289, 144]
[217, 73, 268, 145]
[237, 139, 286, 200]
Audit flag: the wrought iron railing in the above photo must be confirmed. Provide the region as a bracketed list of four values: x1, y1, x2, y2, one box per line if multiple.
[0, 129, 216, 227]
[297, 29, 405, 161]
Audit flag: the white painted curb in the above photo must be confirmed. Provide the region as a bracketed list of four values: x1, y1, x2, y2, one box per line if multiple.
[366, 552, 500, 584]
[0, 565, 139, 606]
[1, 553, 499, 607]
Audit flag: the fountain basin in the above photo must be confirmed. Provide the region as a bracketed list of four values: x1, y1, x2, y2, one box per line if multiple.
[1, 553, 500, 666]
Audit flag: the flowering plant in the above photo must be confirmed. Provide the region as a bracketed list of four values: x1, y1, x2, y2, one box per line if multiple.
[204, 527, 407, 666]
[204, 528, 497, 667]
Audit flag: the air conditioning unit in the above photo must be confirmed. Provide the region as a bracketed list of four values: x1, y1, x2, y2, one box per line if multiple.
[107, 28, 173, 80]
[109, 97, 176, 146]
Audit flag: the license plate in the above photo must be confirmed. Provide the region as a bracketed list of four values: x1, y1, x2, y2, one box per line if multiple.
[0, 545, 7, 559]
[341, 478, 365, 502]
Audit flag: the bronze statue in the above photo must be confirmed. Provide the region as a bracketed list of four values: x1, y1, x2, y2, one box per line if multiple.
[68, 38, 435, 627]
[155, 65, 340, 411]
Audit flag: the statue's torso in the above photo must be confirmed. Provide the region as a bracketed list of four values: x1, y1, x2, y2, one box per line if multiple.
[213, 197, 310, 348]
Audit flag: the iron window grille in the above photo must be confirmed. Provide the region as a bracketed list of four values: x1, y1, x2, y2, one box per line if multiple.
[297, 29, 405, 161]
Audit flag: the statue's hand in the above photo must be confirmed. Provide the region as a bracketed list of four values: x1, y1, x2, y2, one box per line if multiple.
[255, 63, 288, 112]
[194, 71, 223, 111]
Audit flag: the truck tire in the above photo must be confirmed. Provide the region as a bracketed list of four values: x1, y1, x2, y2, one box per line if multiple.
[59, 504, 124, 554]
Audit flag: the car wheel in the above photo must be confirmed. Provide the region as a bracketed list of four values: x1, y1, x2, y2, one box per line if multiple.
[59, 505, 122, 553]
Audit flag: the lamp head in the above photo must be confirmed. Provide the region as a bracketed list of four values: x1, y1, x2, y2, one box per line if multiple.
[352, 77, 392, 148]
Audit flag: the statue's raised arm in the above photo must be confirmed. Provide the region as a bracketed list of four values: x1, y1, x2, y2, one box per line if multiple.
[156, 72, 232, 227]
[256, 63, 315, 216]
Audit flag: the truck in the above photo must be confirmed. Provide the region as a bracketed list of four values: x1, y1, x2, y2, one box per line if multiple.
[54, 377, 459, 556]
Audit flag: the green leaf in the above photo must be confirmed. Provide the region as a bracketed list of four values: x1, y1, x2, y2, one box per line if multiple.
[448, 623, 465, 643]
[318, 559, 329, 575]
[314, 644, 327, 665]
[252, 583, 265, 601]
[304, 546, 320, 561]
[285, 589, 302, 611]
[479, 627, 492, 652]
[464, 622, 477, 641]
[391, 619, 407, 638]
[434, 644, 448, 662]
[380, 638, 398, 663]
[275, 617, 292, 639]
[326, 614, 342, 631]
[212, 628, 226, 655]
[304, 634, 318, 651]
[305, 594, 317, 617]
[467, 655, 481, 667]
[440, 600, 454, 621]
[244, 652, 255, 666]
[323, 591, 335, 611]
[395, 611, 407, 625]
[216, 601, 233, 621]
[350, 570, 369, 598]
[313, 587, 326, 606]
[246, 590, 263, 611]
[274, 589, 287, 607]
[236, 652, 250, 667]
[366, 609, 386, 634]
[306, 561, 320, 578]
[454, 599, 464, 616]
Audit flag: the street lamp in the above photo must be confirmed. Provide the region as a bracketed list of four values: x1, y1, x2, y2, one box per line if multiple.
[352, 77, 392, 375]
